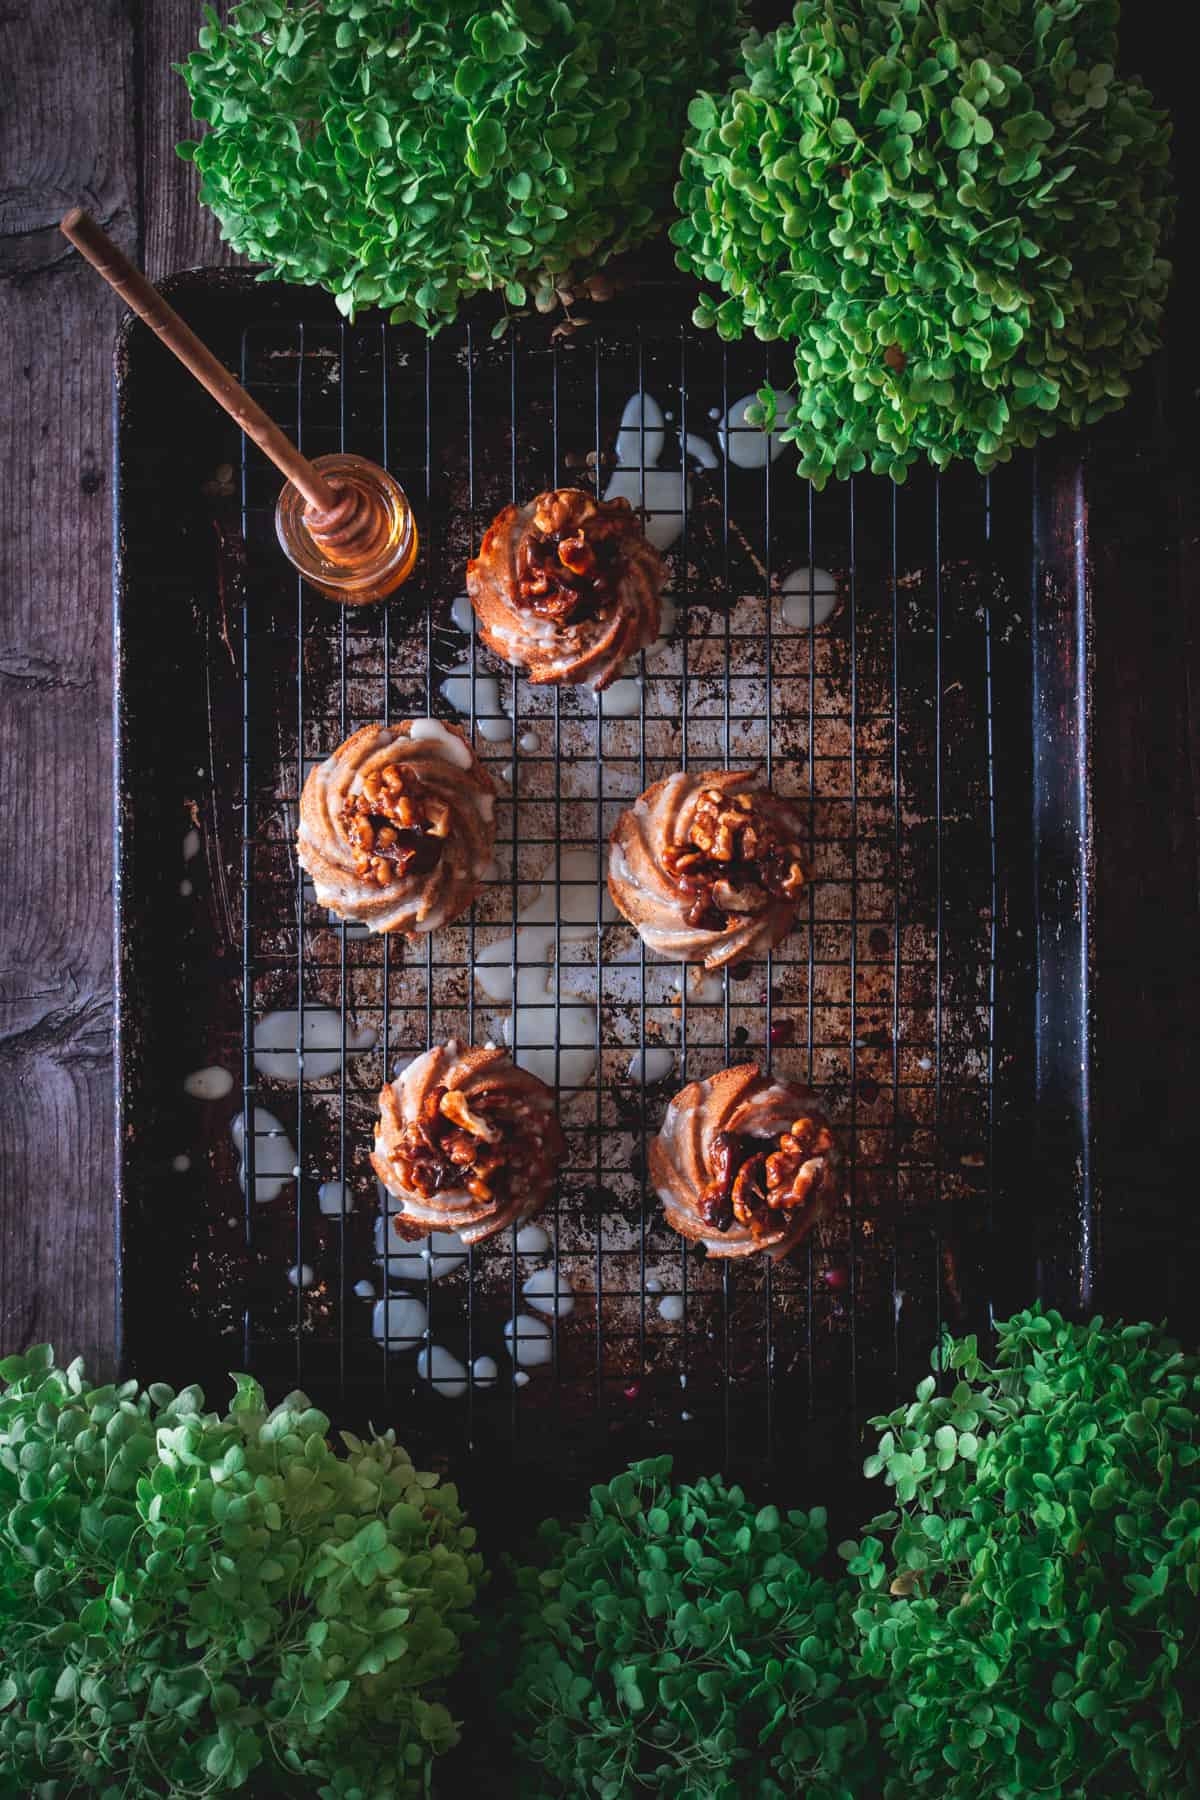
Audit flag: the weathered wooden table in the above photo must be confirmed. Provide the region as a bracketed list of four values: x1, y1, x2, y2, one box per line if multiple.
[1, 2, 1195, 1380]
[0, 2, 238, 1372]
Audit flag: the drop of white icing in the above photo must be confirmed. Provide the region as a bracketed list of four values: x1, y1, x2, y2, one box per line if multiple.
[604, 392, 691, 551]
[644, 1275, 663, 1294]
[627, 1047, 675, 1085]
[374, 1216, 469, 1281]
[171, 1153, 191, 1174]
[182, 828, 201, 862]
[450, 593, 474, 634]
[614, 391, 665, 468]
[504, 1312, 554, 1368]
[518, 729, 539, 754]
[522, 1267, 575, 1318]
[288, 1263, 314, 1289]
[515, 1221, 551, 1254]
[504, 972, 597, 1092]
[179, 879, 194, 897]
[780, 565, 839, 631]
[184, 1066, 233, 1101]
[473, 943, 518, 1006]
[253, 1010, 376, 1084]
[417, 1344, 468, 1398]
[317, 1179, 353, 1217]
[441, 667, 511, 743]
[408, 716, 473, 768]
[599, 677, 641, 718]
[673, 968, 725, 1006]
[718, 391, 795, 469]
[472, 1354, 499, 1388]
[681, 430, 720, 469]
[472, 847, 616, 1093]
[353, 1279, 375, 1299]
[658, 1295, 685, 1323]
[603, 468, 690, 552]
[513, 1370, 531, 1388]
[232, 1108, 297, 1202]
[372, 1294, 428, 1349]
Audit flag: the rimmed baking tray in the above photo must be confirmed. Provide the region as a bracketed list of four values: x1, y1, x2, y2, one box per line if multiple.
[114, 274, 1094, 1516]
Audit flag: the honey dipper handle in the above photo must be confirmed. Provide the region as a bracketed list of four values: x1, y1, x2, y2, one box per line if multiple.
[60, 208, 338, 514]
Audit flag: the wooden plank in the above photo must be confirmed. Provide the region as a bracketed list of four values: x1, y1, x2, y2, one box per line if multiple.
[0, 0, 137, 1375]
[141, 0, 243, 280]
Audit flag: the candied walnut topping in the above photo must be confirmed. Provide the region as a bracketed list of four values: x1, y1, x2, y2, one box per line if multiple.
[340, 762, 449, 888]
[388, 1084, 549, 1204]
[663, 787, 806, 931]
[697, 1117, 832, 1235]
[514, 490, 636, 626]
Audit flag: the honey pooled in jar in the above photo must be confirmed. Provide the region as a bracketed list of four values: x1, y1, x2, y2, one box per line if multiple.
[275, 452, 418, 604]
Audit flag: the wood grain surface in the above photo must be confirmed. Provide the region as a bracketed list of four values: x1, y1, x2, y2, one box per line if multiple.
[0, 2, 1195, 1382]
[0, 2, 242, 1377]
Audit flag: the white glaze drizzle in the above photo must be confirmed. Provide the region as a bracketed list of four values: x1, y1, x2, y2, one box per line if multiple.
[253, 1009, 376, 1084]
[183, 1066, 233, 1101]
[780, 565, 839, 630]
[417, 1344, 468, 1398]
[372, 1294, 428, 1350]
[504, 1312, 554, 1368]
[522, 1267, 575, 1318]
[718, 391, 795, 469]
[231, 1108, 297, 1204]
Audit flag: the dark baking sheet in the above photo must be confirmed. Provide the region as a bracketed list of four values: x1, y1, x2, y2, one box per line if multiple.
[113, 274, 1093, 1517]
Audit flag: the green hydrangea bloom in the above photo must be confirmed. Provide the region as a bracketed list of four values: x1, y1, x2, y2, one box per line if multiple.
[672, 0, 1173, 486]
[0, 1348, 482, 1797]
[494, 1456, 875, 1798]
[842, 1308, 1200, 1798]
[178, 0, 740, 331]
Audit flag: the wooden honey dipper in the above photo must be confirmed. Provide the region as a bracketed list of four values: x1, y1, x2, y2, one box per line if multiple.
[60, 209, 384, 560]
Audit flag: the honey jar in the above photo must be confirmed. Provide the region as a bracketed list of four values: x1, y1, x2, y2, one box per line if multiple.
[275, 452, 418, 604]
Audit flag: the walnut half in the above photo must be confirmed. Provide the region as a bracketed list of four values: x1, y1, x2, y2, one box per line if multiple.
[664, 785, 806, 927]
[439, 1088, 500, 1143]
[340, 762, 446, 887]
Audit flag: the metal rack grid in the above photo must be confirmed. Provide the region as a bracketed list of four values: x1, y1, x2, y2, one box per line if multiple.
[230, 315, 1001, 1487]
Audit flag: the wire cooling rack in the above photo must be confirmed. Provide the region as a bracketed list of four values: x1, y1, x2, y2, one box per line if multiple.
[220, 313, 1007, 1493]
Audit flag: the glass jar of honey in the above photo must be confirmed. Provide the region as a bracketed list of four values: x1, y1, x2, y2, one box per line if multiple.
[275, 452, 418, 604]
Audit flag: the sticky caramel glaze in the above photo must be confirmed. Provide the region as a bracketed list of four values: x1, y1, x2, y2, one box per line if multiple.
[608, 769, 807, 969]
[372, 1042, 566, 1246]
[467, 487, 664, 690]
[297, 720, 495, 935]
[649, 1064, 840, 1259]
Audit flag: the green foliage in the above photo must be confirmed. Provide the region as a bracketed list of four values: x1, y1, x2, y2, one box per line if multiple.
[672, 0, 1173, 487]
[842, 1307, 1200, 1798]
[177, 0, 740, 330]
[0, 1346, 482, 1796]
[494, 1455, 874, 1798]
